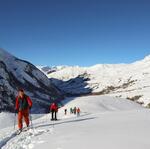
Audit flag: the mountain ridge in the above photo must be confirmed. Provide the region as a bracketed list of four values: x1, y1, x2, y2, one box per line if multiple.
[37, 55, 150, 107]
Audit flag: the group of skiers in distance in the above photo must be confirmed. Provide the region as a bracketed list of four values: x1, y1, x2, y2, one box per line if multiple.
[64, 107, 81, 116]
[14, 89, 81, 133]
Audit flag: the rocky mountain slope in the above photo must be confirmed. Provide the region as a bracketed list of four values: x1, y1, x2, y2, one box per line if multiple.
[0, 49, 62, 112]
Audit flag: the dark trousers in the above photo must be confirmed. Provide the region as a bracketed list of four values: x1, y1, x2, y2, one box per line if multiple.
[51, 110, 57, 120]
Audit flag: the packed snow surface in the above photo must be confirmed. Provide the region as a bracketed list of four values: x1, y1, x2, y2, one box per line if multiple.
[0, 95, 150, 149]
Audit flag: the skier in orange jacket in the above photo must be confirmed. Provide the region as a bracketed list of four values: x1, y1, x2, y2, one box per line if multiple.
[15, 89, 32, 132]
[77, 108, 81, 116]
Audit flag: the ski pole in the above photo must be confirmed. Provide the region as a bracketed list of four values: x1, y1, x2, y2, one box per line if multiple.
[46, 113, 49, 123]
[29, 110, 36, 134]
[14, 112, 16, 130]
[52, 118, 55, 128]
[50, 111, 55, 128]
[29, 110, 33, 128]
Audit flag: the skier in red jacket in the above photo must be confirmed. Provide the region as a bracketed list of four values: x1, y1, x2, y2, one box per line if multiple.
[77, 107, 81, 117]
[50, 102, 58, 121]
[15, 89, 32, 132]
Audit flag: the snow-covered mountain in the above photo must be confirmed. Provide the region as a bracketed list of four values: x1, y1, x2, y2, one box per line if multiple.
[0, 48, 62, 112]
[38, 56, 150, 107]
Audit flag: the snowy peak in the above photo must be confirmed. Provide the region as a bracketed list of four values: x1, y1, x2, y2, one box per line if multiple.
[38, 55, 150, 107]
[133, 55, 150, 65]
[142, 55, 150, 62]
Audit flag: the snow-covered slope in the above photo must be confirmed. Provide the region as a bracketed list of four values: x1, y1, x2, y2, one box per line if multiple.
[1, 95, 150, 149]
[0, 48, 62, 112]
[60, 95, 142, 115]
[38, 56, 150, 106]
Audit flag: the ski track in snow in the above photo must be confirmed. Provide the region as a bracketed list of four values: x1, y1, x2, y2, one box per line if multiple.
[0, 125, 54, 149]
[0, 112, 95, 149]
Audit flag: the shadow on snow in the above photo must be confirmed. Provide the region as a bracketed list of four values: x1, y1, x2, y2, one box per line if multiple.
[34, 116, 97, 129]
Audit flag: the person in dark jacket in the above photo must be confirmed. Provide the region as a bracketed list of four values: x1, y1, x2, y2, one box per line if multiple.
[74, 107, 77, 115]
[15, 89, 32, 131]
[64, 109, 67, 115]
[70, 107, 74, 114]
[50, 102, 58, 121]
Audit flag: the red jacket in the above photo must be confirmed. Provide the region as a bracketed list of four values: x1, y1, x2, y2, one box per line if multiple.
[50, 103, 58, 112]
[77, 108, 80, 113]
[15, 95, 32, 111]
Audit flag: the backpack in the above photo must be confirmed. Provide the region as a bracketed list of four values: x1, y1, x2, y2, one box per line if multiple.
[18, 95, 29, 110]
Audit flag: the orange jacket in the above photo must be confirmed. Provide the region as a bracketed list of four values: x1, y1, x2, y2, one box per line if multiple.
[77, 108, 80, 113]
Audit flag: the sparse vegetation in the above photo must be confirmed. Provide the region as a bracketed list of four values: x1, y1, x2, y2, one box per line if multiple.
[126, 95, 142, 101]
[146, 103, 150, 108]
[136, 101, 144, 105]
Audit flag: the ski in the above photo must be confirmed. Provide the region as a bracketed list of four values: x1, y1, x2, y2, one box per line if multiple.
[16, 130, 22, 135]
[23, 127, 30, 132]
[15, 127, 30, 135]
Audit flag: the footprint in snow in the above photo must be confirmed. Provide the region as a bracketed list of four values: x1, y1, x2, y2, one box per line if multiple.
[1, 127, 54, 149]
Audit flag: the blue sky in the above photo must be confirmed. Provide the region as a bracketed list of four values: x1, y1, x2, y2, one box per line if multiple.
[0, 0, 150, 66]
